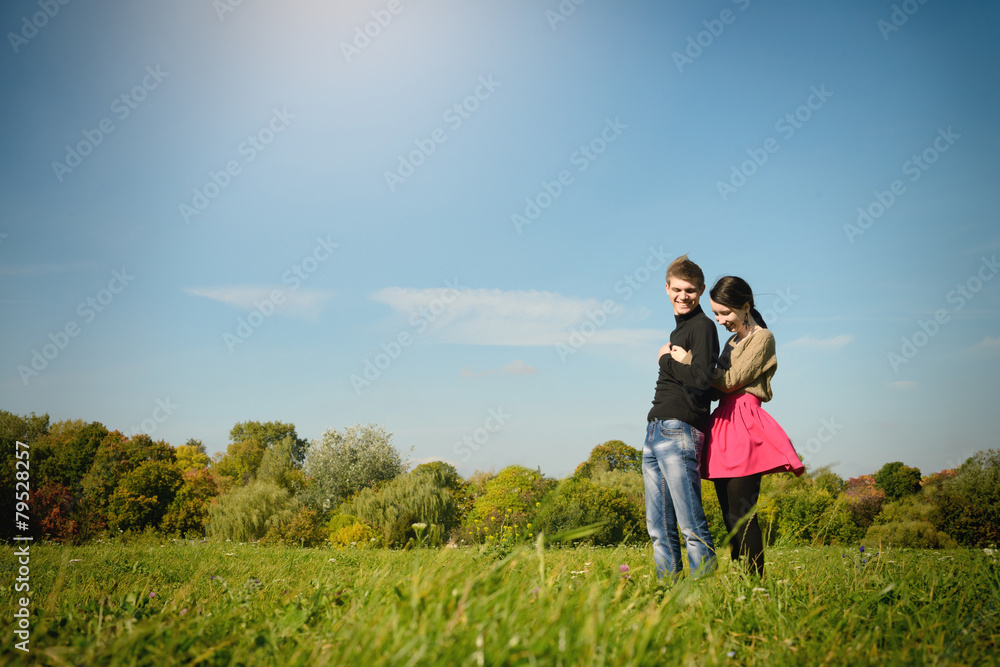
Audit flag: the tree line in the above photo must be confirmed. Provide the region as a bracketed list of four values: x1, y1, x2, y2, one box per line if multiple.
[1, 410, 996, 550]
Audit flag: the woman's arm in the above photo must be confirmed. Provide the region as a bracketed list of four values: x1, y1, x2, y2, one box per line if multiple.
[713, 330, 774, 393]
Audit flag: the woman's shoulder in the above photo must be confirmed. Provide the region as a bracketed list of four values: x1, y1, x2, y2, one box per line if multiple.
[734, 327, 774, 352]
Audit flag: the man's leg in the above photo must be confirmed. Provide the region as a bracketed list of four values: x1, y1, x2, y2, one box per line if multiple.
[643, 422, 681, 579]
[658, 422, 716, 576]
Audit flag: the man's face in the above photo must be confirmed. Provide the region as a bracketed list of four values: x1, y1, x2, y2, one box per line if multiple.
[666, 277, 704, 316]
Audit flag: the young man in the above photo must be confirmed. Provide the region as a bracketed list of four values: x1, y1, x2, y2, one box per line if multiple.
[644, 254, 719, 579]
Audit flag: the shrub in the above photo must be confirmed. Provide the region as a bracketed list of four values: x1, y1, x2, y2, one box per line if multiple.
[32, 482, 75, 543]
[207, 481, 299, 542]
[340, 468, 458, 547]
[108, 460, 183, 533]
[328, 514, 378, 548]
[456, 469, 494, 524]
[161, 468, 220, 538]
[843, 475, 887, 532]
[573, 440, 642, 478]
[458, 466, 555, 547]
[262, 506, 328, 547]
[865, 521, 957, 549]
[774, 488, 835, 544]
[301, 424, 406, 512]
[534, 477, 643, 545]
[864, 493, 956, 548]
[932, 450, 1000, 547]
[812, 467, 845, 496]
[590, 467, 646, 536]
[873, 461, 922, 502]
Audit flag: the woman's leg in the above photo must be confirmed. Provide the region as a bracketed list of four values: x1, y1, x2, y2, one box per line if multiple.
[714, 475, 764, 577]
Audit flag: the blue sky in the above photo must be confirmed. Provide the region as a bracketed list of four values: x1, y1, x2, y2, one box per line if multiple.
[2, 0, 998, 480]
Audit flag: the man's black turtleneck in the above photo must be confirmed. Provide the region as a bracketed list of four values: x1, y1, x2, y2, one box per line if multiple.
[647, 305, 719, 430]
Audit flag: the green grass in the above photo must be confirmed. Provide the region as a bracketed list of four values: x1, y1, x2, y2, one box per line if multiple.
[1, 538, 998, 665]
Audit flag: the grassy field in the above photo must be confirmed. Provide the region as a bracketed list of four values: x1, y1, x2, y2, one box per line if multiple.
[1, 538, 998, 666]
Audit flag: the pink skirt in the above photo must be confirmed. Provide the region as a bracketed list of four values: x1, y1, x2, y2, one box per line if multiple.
[702, 392, 805, 480]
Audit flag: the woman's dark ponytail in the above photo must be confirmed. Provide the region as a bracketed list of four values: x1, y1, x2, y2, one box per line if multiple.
[750, 307, 767, 330]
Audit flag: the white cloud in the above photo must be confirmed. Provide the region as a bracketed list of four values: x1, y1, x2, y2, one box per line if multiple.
[371, 286, 662, 347]
[974, 336, 1000, 350]
[185, 285, 334, 318]
[785, 334, 854, 350]
[461, 360, 539, 378]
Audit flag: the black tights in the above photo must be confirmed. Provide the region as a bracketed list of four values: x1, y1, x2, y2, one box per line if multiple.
[714, 475, 764, 578]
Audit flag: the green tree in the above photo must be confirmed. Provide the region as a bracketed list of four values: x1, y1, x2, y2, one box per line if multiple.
[175, 439, 210, 473]
[301, 424, 407, 512]
[257, 435, 308, 494]
[207, 480, 299, 542]
[458, 466, 555, 546]
[33, 420, 108, 495]
[574, 440, 641, 478]
[212, 421, 307, 486]
[812, 467, 845, 496]
[933, 450, 1000, 547]
[874, 461, 922, 502]
[535, 476, 643, 545]
[162, 467, 220, 537]
[0, 411, 52, 541]
[79, 431, 175, 532]
[341, 468, 459, 547]
[107, 460, 183, 532]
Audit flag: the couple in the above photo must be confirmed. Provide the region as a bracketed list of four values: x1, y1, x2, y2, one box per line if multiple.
[644, 254, 804, 580]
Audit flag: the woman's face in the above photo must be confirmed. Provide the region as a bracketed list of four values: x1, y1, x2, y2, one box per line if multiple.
[710, 299, 744, 333]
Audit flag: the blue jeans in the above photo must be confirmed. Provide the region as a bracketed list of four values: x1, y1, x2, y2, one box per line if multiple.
[642, 419, 716, 579]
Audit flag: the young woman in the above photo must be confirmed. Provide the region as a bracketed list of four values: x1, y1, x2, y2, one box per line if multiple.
[670, 277, 805, 575]
[702, 276, 804, 577]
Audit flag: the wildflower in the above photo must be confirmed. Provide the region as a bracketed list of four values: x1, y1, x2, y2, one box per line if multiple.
[412, 522, 427, 530]
[859, 546, 865, 553]
[69, 559, 82, 563]
[149, 592, 156, 598]
[727, 651, 736, 658]
[620, 564, 630, 574]
[180, 608, 188, 616]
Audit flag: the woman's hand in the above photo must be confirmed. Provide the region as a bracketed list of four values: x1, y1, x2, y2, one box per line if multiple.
[669, 345, 689, 363]
[658, 343, 673, 359]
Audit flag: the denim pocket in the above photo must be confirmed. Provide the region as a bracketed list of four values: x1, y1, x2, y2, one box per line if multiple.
[656, 422, 684, 439]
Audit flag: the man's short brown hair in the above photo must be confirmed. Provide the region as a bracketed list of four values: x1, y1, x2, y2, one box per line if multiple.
[666, 254, 705, 288]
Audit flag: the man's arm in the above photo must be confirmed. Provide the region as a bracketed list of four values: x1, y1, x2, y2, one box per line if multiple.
[658, 320, 717, 392]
